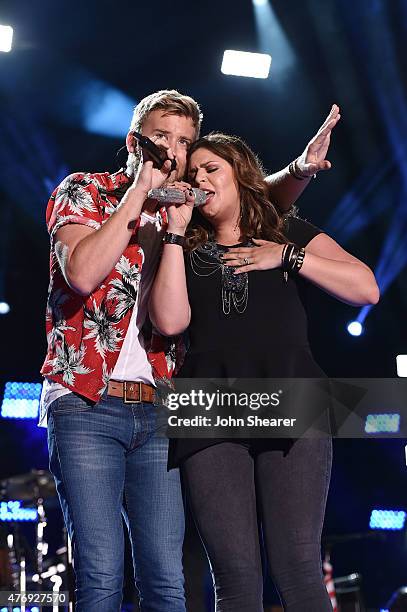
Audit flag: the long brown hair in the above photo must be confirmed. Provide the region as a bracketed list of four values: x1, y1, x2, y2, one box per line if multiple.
[185, 132, 292, 252]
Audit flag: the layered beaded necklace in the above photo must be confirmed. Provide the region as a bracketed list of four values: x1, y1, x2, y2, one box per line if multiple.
[189, 240, 255, 315]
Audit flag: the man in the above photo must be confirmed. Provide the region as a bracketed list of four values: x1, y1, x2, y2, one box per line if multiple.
[39, 89, 339, 611]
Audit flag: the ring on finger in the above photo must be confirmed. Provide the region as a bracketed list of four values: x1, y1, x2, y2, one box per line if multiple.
[243, 257, 250, 265]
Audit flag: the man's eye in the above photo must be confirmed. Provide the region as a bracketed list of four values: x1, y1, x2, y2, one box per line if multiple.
[179, 139, 190, 147]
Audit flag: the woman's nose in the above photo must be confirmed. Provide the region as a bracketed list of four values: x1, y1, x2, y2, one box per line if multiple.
[196, 173, 207, 186]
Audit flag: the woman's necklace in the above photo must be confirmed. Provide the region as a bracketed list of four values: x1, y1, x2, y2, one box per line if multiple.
[189, 240, 254, 315]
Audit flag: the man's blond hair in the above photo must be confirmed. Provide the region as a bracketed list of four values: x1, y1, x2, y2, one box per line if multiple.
[129, 89, 202, 138]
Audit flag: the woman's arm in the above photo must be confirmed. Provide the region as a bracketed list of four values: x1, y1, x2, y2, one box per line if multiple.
[149, 187, 194, 336]
[223, 233, 380, 307]
[149, 240, 191, 336]
[265, 105, 340, 212]
[298, 233, 380, 306]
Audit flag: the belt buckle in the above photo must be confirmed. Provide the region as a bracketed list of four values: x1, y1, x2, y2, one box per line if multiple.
[123, 381, 142, 404]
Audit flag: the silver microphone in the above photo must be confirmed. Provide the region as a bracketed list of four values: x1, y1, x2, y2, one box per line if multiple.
[147, 187, 207, 207]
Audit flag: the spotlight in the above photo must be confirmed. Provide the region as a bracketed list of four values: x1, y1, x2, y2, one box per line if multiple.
[0, 25, 13, 52]
[221, 50, 271, 79]
[396, 354, 407, 377]
[365, 413, 400, 434]
[1, 382, 42, 418]
[0, 500, 37, 522]
[253, 0, 268, 5]
[0, 301, 10, 315]
[347, 321, 363, 336]
[369, 509, 406, 530]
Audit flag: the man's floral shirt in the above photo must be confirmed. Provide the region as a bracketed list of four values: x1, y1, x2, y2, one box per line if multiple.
[41, 169, 184, 401]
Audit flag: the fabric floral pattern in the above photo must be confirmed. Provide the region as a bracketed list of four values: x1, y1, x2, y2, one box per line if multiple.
[107, 255, 141, 319]
[41, 169, 182, 401]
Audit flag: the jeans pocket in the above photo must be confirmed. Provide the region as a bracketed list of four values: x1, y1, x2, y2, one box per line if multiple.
[49, 393, 94, 416]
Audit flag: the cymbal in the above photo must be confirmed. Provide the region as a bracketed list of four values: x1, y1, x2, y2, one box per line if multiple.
[0, 470, 56, 501]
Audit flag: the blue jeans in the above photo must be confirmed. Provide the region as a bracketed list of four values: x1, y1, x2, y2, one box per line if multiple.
[47, 391, 185, 612]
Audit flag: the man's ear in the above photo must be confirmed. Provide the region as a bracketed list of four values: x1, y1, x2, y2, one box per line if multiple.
[126, 131, 136, 153]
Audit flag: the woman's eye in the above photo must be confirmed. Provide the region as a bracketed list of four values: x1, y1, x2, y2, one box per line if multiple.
[207, 167, 217, 173]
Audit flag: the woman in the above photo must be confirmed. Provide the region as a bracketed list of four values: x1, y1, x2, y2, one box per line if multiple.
[149, 133, 379, 611]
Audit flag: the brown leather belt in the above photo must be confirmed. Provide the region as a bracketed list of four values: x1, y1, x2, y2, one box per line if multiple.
[107, 380, 155, 404]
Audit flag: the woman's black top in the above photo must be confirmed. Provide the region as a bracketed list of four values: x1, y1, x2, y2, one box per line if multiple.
[168, 216, 324, 469]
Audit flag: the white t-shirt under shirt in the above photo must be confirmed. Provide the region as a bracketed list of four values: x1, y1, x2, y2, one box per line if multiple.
[40, 211, 165, 425]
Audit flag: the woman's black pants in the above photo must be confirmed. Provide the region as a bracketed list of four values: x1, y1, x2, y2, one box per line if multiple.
[181, 438, 333, 612]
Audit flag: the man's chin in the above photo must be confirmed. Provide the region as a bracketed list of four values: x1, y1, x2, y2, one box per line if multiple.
[164, 169, 183, 185]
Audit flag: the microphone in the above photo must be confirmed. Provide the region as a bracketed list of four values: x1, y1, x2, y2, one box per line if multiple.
[132, 131, 177, 172]
[147, 187, 207, 207]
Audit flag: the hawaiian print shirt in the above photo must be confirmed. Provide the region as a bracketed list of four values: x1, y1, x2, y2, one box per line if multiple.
[41, 169, 184, 402]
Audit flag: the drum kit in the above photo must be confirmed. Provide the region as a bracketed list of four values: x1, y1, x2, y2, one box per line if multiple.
[0, 469, 74, 610]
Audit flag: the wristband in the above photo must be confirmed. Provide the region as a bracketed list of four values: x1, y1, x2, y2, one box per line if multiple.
[281, 243, 305, 282]
[163, 232, 185, 247]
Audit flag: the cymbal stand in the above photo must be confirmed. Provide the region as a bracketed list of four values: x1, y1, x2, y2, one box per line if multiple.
[36, 497, 48, 585]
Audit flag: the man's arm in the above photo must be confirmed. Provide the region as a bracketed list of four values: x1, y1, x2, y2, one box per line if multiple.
[266, 104, 340, 211]
[55, 160, 170, 296]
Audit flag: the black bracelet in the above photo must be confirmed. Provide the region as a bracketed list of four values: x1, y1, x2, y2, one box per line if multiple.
[293, 247, 305, 273]
[163, 232, 185, 247]
[281, 243, 306, 279]
[288, 160, 306, 181]
[288, 158, 316, 181]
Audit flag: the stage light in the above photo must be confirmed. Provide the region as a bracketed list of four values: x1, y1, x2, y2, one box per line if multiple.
[347, 321, 363, 336]
[1, 382, 42, 418]
[0, 501, 37, 522]
[396, 355, 407, 377]
[0, 301, 10, 314]
[221, 50, 271, 79]
[369, 509, 406, 530]
[365, 413, 400, 434]
[252, 0, 295, 78]
[0, 25, 13, 52]
[0, 609, 41, 612]
[82, 84, 136, 137]
[1, 609, 43, 612]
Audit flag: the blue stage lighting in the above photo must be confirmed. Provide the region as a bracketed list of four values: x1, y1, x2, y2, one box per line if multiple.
[347, 321, 363, 336]
[81, 82, 136, 138]
[0, 501, 37, 522]
[369, 509, 406, 530]
[1, 607, 40, 612]
[1, 382, 42, 419]
[0, 301, 10, 314]
[252, 0, 295, 78]
[365, 413, 400, 434]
